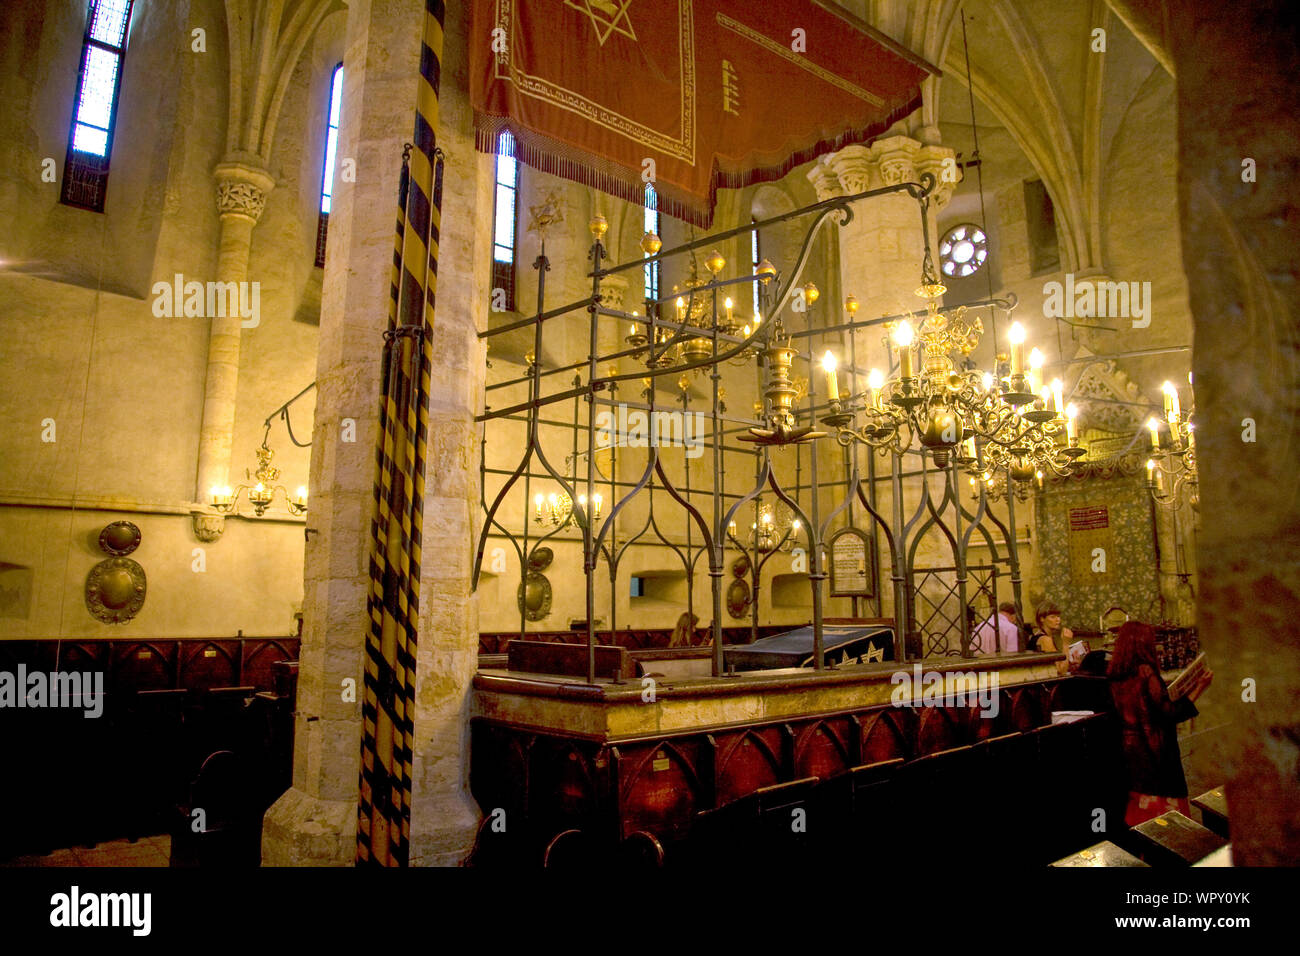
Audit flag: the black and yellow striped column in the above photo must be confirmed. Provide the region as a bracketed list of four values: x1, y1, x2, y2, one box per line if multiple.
[357, 0, 445, 868]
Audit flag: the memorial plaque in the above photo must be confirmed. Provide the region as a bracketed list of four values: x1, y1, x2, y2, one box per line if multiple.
[828, 528, 874, 597]
[1067, 504, 1114, 585]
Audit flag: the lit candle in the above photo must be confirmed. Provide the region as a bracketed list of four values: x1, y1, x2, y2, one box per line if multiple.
[1066, 403, 1078, 445]
[1187, 421, 1195, 452]
[822, 351, 839, 401]
[868, 368, 884, 408]
[753, 312, 762, 328]
[1009, 323, 1026, 375]
[1051, 379, 1064, 417]
[676, 296, 685, 321]
[210, 485, 223, 506]
[295, 486, 308, 506]
[1147, 417, 1161, 450]
[534, 493, 544, 519]
[962, 436, 976, 459]
[725, 297, 734, 325]
[1162, 381, 1181, 424]
[1146, 458, 1156, 484]
[982, 371, 995, 393]
[743, 324, 751, 337]
[1028, 348, 1044, 393]
[893, 321, 915, 379]
[592, 493, 603, 517]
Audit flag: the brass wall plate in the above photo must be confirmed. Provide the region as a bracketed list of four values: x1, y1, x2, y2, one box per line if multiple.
[518, 571, 552, 621]
[99, 521, 141, 556]
[528, 546, 554, 571]
[726, 578, 751, 619]
[86, 557, 147, 624]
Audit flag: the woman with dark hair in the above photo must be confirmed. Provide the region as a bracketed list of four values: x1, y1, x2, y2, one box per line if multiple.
[1030, 601, 1072, 652]
[1108, 621, 1213, 826]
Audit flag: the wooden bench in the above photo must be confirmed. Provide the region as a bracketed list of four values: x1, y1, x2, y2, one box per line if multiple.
[1191, 786, 1229, 839]
[1052, 841, 1149, 867]
[1127, 810, 1228, 866]
[506, 640, 633, 680]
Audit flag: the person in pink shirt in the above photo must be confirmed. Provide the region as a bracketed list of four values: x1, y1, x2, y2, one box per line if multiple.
[972, 602, 1022, 654]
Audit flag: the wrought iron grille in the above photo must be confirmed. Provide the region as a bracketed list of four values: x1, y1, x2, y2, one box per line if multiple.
[474, 173, 1027, 684]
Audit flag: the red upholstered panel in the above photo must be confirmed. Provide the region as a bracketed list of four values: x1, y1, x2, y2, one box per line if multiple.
[715, 729, 783, 805]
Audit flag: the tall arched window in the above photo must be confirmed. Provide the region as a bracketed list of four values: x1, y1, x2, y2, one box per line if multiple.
[491, 131, 519, 311]
[315, 63, 344, 267]
[750, 216, 762, 318]
[61, 0, 136, 211]
[644, 184, 661, 316]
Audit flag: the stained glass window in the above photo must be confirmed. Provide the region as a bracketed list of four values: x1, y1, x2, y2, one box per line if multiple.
[315, 64, 344, 267]
[61, 0, 135, 211]
[939, 223, 989, 278]
[644, 184, 661, 315]
[491, 131, 519, 310]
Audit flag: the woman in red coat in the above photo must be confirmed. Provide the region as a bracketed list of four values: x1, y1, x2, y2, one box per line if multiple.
[1107, 621, 1213, 826]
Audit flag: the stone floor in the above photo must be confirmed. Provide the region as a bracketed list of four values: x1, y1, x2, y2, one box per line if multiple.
[1, 834, 171, 867]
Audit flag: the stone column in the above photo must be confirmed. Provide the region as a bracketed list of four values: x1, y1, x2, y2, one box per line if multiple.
[262, 0, 488, 867]
[192, 161, 275, 536]
[1107, 0, 1300, 864]
[807, 137, 957, 636]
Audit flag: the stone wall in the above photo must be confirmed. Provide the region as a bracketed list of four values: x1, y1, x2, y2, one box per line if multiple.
[0, 0, 343, 640]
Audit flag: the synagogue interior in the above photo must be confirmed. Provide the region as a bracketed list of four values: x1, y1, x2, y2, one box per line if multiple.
[0, 0, 1297, 875]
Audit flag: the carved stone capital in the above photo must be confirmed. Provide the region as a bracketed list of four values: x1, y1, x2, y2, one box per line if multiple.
[805, 160, 844, 202]
[214, 161, 276, 225]
[813, 137, 957, 203]
[828, 145, 874, 195]
[598, 273, 629, 311]
[192, 512, 225, 542]
[915, 145, 960, 210]
[871, 135, 921, 187]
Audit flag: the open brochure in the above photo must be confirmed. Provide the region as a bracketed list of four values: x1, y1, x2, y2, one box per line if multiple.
[1167, 652, 1208, 701]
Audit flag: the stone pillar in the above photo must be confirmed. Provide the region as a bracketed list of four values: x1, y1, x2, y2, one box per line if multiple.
[807, 137, 955, 370]
[193, 160, 275, 533]
[807, 137, 957, 634]
[1109, 0, 1300, 864]
[263, 0, 488, 867]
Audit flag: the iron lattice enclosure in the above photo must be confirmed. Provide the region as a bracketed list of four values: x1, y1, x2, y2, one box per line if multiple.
[474, 174, 1028, 683]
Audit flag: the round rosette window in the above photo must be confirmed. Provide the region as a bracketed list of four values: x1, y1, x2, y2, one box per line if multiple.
[939, 223, 988, 278]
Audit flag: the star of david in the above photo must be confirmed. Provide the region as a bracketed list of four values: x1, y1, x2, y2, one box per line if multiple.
[565, 0, 637, 46]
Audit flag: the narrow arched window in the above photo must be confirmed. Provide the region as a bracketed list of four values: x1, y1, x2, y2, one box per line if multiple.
[315, 63, 344, 267]
[644, 184, 661, 317]
[61, 0, 136, 211]
[491, 131, 519, 311]
[750, 217, 762, 318]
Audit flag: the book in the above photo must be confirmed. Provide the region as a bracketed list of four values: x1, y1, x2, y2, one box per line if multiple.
[1067, 640, 1091, 667]
[1168, 652, 1208, 701]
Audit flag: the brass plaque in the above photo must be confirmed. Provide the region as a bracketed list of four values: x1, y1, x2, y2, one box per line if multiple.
[828, 528, 874, 597]
[86, 557, 146, 624]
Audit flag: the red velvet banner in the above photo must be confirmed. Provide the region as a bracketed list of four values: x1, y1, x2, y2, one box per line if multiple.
[470, 0, 936, 225]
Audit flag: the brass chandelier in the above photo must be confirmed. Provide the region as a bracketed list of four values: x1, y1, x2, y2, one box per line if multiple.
[1146, 379, 1198, 510]
[728, 501, 801, 554]
[820, 272, 1085, 481]
[210, 441, 307, 517]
